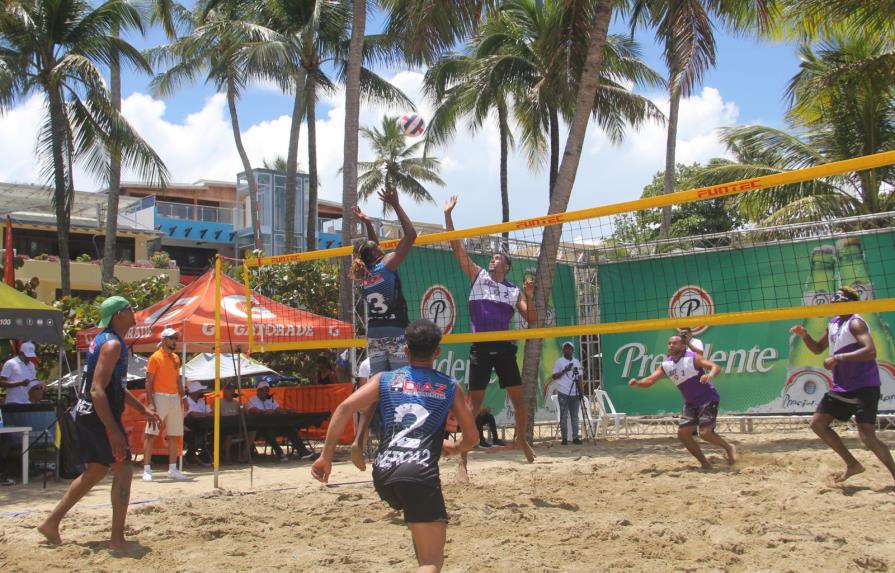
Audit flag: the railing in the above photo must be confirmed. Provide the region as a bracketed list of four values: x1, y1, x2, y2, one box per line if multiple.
[156, 201, 234, 224]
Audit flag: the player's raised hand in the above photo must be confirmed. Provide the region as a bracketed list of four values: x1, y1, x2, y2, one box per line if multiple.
[790, 325, 807, 338]
[444, 195, 458, 214]
[378, 186, 399, 208]
[351, 204, 370, 223]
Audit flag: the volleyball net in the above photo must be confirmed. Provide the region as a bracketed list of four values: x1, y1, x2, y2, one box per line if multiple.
[240, 150, 895, 355]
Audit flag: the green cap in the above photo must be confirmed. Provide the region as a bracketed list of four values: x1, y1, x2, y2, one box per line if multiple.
[98, 296, 132, 328]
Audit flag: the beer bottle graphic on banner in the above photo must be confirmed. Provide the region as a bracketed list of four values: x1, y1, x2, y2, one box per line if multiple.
[835, 237, 895, 400]
[784, 245, 836, 411]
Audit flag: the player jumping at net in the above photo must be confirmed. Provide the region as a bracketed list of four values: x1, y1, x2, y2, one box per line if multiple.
[443, 196, 537, 482]
[629, 334, 736, 469]
[789, 286, 895, 485]
[312, 319, 478, 573]
[349, 186, 417, 471]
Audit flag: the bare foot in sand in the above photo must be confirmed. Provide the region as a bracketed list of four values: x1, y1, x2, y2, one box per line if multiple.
[37, 522, 61, 545]
[699, 461, 713, 471]
[109, 539, 141, 554]
[834, 463, 865, 483]
[350, 443, 366, 472]
[457, 459, 469, 483]
[725, 444, 737, 465]
[516, 437, 535, 463]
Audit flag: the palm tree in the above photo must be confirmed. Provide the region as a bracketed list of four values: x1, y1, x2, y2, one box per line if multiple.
[424, 53, 515, 236]
[476, 0, 664, 199]
[338, 0, 364, 325]
[627, 0, 772, 235]
[151, 0, 283, 252]
[519, 0, 614, 441]
[356, 115, 444, 211]
[0, 0, 169, 295]
[688, 36, 895, 224]
[102, 0, 191, 288]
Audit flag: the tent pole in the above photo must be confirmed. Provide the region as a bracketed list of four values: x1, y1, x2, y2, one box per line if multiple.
[179, 327, 187, 473]
[55, 347, 63, 481]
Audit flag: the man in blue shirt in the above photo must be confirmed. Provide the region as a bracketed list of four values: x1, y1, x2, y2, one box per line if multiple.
[313, 320, 478, 573]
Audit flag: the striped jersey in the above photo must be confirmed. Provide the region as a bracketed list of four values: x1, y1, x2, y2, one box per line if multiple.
[362, 260, 409, 336]
[372, 366, 457, 485]
[828, 314, 880, 392]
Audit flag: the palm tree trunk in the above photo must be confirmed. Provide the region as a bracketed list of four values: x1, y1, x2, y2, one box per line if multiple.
[660, 82, 681, 236]
[339, 0, 365, 325]
[306, 70, 319, 253]
[549, 105, 560, 198]
[48, 87, 72, 297]
[285, 70, 306, 253]
[227, 80, 262, 251]
[102, 23, 122, 289]
[520, 0, 613, 441]
[498, 98, 510, 248]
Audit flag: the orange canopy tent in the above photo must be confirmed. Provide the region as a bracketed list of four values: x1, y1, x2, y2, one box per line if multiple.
[76, 270, 354, 352]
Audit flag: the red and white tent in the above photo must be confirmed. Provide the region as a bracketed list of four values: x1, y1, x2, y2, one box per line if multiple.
[76, 270, 354, 352]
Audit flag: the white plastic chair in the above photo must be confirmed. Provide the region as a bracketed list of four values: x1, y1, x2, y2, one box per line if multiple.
[592, 389, 628, 438]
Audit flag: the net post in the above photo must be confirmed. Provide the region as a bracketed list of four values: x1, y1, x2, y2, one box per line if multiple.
[243, 254, 256, 352]
[213, 255, 222, 488]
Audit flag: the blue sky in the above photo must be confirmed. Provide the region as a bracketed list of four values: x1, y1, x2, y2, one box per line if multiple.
[0, 6, 804, 230]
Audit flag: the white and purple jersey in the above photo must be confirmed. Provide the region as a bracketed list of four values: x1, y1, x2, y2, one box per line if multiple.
[661, 351, 720, 407]
[828, 314, 880, 393]
[468, 268, 520, 333]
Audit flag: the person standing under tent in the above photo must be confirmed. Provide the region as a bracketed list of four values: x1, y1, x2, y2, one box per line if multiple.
[789, 286, 895, 485]
[629, 333, 736, 469]
[349, 187, 418, 471]
[443, 195, 537, 482]
[39, 296, 161, 549]
[142, 327, 188, 481]
[1, 341, 41, 404]
[312, 319, 478, 573]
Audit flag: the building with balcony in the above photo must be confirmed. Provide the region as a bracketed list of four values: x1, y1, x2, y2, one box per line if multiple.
[0, 183, 178, 303]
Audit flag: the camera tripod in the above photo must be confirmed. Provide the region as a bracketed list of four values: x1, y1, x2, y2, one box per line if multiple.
[571, 369, 597, 444]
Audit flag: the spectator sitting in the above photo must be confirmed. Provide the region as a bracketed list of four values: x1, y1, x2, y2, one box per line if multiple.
[220, 382, 241, 416]
[475, 407, 505, 449]
[28, 380, 46, 404]
[1, 341, 41, 405]
[315, 355, 340, 385]
[184, 380, 212, 465]
[334, 350, 352, 383]
[247, 381, 319, 462]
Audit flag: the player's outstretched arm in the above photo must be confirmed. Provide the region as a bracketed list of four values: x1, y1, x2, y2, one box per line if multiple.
[311, 375, 381, 483]
[443, 195, 481, 281]
[629, 366, 664, 388]
[381, 187, 418, 271]
[789, 324, 828, 355]
[352, 204, 379, 243]
[444, 386, 478, 456]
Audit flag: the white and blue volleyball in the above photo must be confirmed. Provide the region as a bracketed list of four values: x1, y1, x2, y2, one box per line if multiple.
[398, 114, 425, 137]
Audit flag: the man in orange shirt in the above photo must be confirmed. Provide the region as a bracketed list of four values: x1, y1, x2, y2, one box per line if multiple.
[142, 328, 188, 481]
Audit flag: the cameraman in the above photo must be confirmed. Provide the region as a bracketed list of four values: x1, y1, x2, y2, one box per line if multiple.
[546, 341, 583, 445]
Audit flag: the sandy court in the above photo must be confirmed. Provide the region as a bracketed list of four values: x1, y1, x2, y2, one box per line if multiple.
[2, 430, 895, 572]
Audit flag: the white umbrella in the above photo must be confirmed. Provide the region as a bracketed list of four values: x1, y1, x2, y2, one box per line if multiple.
[183, 353, 276, 382]
[47, 353, 148, 388]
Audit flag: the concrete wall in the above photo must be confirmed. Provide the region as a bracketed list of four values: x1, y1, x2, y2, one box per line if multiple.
[19, 260, 180, 303]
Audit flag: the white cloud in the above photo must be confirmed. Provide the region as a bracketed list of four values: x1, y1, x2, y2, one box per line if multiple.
[0, 74, 740, 237]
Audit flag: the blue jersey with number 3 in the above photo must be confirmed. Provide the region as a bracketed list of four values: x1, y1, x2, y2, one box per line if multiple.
[372, 366, 457, 485]
[362, 261, 409, 336]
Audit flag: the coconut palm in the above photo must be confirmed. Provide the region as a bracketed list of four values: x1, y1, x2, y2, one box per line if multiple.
[477, 0, 664, 199]
[688, 35, 895, 224]
[0, 0, 169, 295]
[102, 0, 191, 288]
[627, 0, 772, 235]
[356, 115, 444, 211]
[150, 0, 285, 252]
[519, 0, 615, 440]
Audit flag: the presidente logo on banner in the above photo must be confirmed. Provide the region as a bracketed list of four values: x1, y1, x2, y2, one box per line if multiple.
[668, 284, 715, 334]
[421, 284, 456, 334]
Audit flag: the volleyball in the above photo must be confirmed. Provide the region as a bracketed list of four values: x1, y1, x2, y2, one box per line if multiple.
[398, 113, 425, 137]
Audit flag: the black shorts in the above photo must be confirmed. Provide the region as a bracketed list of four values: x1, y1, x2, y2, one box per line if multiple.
[680, 401, 719, 429]
[468, 341, 522, 392]
[374, 480, 448, 523]
[816, 386, 880, 424]
[76, 414, 131, 466]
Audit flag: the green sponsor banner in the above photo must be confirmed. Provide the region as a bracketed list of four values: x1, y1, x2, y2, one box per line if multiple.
[599, 232, 895, 415]
[398, 247, 578, 422]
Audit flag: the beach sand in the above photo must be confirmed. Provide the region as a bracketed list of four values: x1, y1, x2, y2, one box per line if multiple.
[2, 430, 895, 572]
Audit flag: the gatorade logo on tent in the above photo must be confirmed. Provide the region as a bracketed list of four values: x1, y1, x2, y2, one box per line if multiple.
[421, 285, 456, 334]
[669, 285, 714, 335]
